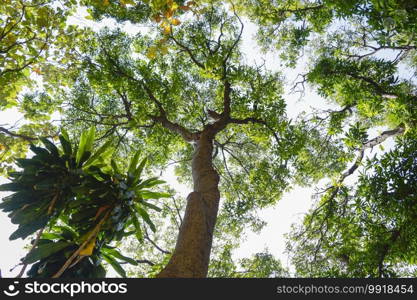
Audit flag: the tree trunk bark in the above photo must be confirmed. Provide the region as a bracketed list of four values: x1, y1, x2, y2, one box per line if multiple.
[157, 134, 220, 277]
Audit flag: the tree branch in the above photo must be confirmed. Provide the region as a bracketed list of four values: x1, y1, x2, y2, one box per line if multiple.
[143, 79, 197, 141]
[222, 80, 231, 118]
[144, 229, 171, 255]
[135, 259, 155, 266]
[170, 35, 205, 69]
[101, 47, 199, 142]
[0, 126, 57, 141]
[115, 89, 133, 121]
[362, 126, 405, 150]
[0, 126, 37, 141]
[16, 226, 46, 278]
[303, 125, 406, 251]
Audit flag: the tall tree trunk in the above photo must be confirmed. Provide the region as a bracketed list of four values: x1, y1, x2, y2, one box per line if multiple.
[157, 134, 220, 277]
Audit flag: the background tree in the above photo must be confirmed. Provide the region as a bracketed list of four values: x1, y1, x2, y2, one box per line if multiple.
[0, 0, 89, 175]
[0, 0, 178, 175]
[288, 134, 417, 277]
[208, 245, 289, 277]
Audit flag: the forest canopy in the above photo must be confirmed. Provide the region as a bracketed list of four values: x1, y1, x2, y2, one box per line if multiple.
[0, 0, 416, 278]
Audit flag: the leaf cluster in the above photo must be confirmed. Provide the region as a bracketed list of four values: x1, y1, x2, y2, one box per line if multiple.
[0, 127, 168, 277]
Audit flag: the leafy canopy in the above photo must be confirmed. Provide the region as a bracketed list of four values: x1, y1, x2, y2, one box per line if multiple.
[1, 0, 417, 278]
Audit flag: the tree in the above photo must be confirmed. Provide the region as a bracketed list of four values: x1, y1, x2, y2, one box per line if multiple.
[1, 0, 416, 278]
[288, 135, 417, 277]
[208, 245, 289, 277]
[0, 0, 89, 175]
[59, 6, 304, 277]
[241, 0, 417, 277]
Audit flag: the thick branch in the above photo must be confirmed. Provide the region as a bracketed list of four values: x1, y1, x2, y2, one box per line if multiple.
[222, 80, 231, 117]
[150, 114, 199, 142]
[115, 89, 133, 121]
[140, 75, 195, 142]
[0, 126, 37, 141]
[141, 83, 198, 141]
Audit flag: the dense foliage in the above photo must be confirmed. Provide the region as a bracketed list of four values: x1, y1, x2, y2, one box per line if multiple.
[1, 0, 416, 277]
[0, 128, 167, 277]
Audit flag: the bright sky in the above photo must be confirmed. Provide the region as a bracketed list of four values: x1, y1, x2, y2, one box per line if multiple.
[0, 8, 399, 277]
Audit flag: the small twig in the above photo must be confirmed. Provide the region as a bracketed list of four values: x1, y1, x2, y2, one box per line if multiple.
[144, 229, 171, 255]
[171, 197, 183, 226]
[120, 259, 155, 266]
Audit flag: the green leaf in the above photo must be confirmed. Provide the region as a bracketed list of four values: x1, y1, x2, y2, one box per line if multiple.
[60, 128, 70, 142]
[15, 158, 43, 169]
[70, 207, 97, 223]
[83, 140, 112, 168]
[10, 217, 48, 240]
[136, 205, 156, 232]
[40, 138, 59, 157]
[91, 264, 107, 277]
[30, 145, 50, 158]
[0, 183, 23, 191]
[102, 247, 138, 265]
[33, 179, 59, 190]
[131, 211, 143, 242]
[84, 127, 96, 154]
[76, 130, 89, 166]
[0, 191, 37, 212]
[139, 190, 171, 200]
[141, 200, 162, 212]
[23, 241, 72, 264]
[139, 179, 165, 189]
[130, 157, 147, 186]
[41, 232, 63, 240]
[10, 201, 46, 225]
[111, 159, 120, 174]
[128, 150, 141, 175]
[59, 134, 72, 156]
[76, 127, 95, 166]
[102, 253, 127, 277]
[136, 177, 161, 189]
[54, 225, 79, 240]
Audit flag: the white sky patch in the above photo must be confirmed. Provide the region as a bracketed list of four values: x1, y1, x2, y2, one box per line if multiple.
[0, 178, 28, 278]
